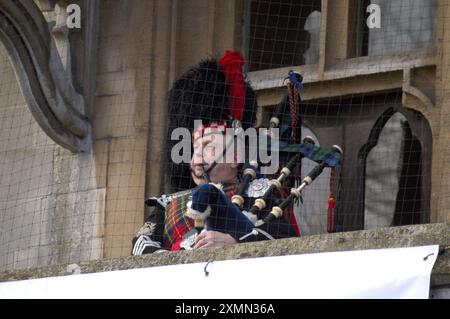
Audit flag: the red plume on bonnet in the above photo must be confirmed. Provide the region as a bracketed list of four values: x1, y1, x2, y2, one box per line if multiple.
[219, 50, 246, 121]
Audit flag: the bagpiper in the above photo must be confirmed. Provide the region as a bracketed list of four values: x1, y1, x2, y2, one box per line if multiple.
[132, 51, 300, 255]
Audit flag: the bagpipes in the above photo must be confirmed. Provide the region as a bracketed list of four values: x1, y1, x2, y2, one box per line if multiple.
[185, 141, 343, 240]
[184, 70, 344, 243]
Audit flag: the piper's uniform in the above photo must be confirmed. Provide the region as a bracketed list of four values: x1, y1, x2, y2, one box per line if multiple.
[131, 178, 299, 255]
[132, 50, 300, 255]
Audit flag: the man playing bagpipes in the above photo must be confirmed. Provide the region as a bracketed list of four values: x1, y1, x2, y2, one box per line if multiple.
[131, 51, 343, 255]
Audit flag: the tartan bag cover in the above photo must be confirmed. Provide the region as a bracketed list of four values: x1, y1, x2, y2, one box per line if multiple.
[163, 189, 194, 250]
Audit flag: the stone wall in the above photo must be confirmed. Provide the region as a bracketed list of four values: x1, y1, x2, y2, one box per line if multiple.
[93, 0, 152, 259]
[0, 42, 105, 271]
[0, 0, 246, 269]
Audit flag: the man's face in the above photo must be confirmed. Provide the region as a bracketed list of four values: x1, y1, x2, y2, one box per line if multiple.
[191, 133, 238, 185]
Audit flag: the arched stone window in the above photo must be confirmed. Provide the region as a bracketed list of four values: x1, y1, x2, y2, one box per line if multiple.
[361, 109, 429, 229]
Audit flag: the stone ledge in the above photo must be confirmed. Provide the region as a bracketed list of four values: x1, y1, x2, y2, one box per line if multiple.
[1, 223, 449, 287]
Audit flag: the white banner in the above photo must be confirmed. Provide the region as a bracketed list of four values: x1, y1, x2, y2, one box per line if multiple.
[0, 245, 438, 299]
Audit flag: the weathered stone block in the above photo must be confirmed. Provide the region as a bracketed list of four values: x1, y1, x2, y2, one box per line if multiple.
[93, 93, 138, 139]
[53, 140, 108, 194]
[0, 195, 56, 271]
[108, 163, 145, 188]
[0, 148, 53, 201]
[97, 35, 124, 73]
[48, 189, 106, 265]
[99, 0, 127, 38]
[109, 134, 147, 164]
[95, 69, 136, 97]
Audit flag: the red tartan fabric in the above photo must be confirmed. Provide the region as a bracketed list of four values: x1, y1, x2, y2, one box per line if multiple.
[163, 193, 193, 250]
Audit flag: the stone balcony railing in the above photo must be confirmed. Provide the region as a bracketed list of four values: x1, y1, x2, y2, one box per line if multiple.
[0, 223, 449, 298]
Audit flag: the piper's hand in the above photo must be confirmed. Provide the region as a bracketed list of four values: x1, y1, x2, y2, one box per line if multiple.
[194, 231, 237, 249]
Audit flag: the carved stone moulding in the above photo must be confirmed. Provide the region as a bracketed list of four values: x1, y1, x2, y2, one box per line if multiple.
[0, 0, 90, 152]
